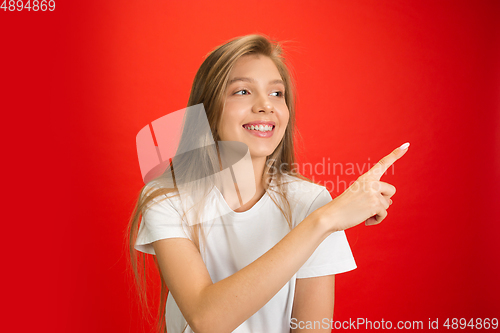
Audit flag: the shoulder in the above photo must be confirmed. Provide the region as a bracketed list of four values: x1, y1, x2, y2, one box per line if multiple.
[273, 174, 328, 199]
[142, 181, 220, 220]
[270, 174, 331, 219]
[141, 180, 181, 211]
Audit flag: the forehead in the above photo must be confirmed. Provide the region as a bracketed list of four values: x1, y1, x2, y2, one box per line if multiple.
[228, 54, 282, 79]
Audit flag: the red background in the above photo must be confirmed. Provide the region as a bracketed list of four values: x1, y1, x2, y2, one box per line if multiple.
[2, 0, 499, 332]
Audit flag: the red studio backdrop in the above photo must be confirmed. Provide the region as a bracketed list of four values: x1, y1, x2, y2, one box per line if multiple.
[2, 1, 499, 332]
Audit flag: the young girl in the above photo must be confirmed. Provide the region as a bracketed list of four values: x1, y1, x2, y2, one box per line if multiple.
[128, 34, 408, 333]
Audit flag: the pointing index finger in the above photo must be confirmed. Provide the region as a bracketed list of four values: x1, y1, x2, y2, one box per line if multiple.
[364, 142, 410, 180]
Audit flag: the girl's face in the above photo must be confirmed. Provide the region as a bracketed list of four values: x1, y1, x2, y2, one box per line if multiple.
[219, 54, 290, 159]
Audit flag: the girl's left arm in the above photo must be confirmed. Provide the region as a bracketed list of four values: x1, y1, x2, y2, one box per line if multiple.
[291, 275, 335, 332]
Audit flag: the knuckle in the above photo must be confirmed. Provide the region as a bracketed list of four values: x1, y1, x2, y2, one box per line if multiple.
[360, 181, 370, 193]
[367, 180, 374, 189]
[378, 159, 388, 169]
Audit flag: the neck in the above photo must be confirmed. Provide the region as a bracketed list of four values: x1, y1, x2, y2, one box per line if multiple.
[251, 155, 268, 195]
[218, 154, 270, 212]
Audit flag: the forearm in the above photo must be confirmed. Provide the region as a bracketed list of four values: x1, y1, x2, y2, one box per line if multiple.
[191, 212, 331, 332]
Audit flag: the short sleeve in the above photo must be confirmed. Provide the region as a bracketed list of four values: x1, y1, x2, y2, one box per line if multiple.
[296, 188, 357, 279]
[134, 195, 191, 255]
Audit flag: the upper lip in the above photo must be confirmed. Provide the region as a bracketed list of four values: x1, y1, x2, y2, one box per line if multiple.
[242, 120, 275, 127]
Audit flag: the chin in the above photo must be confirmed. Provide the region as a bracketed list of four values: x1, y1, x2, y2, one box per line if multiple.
[248, 147, 275, 159]
[250, 152, 272, 158]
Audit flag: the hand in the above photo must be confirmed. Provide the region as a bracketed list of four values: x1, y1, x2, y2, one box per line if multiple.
[313, 143, 410, 232]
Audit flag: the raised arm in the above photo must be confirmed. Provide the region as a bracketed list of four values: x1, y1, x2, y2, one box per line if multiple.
[153, 143, 409, 333]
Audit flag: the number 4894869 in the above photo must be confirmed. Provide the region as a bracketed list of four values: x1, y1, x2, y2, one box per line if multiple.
[1, 1, 56, 11]
[443, 318, 498, 330]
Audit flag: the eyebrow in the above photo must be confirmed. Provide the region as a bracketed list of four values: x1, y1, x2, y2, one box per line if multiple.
[228, 77, 285, 86]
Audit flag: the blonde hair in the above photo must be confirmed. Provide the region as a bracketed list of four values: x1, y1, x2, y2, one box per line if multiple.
[126, 34, 313, 333]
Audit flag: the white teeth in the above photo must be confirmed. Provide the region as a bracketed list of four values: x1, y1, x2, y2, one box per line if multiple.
[245, 124, 274, 132]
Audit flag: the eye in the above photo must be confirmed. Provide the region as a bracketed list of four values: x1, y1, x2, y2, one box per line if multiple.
[234, 89, 250, 95]
[270, 91, 284, 97]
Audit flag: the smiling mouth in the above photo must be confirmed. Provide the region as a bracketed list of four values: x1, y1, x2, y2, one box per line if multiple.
[242, 124, 275, 132]
[241, 124, 275, 138]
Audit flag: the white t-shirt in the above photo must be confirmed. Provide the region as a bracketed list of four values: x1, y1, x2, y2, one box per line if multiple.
[135, 175, 356, 333]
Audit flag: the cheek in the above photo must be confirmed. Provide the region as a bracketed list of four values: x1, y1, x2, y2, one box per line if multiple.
[218, 115, 231, 140]
[280, 109, 290, 131]
[221, 105, 245, 127]
[219, 113, 240, 139]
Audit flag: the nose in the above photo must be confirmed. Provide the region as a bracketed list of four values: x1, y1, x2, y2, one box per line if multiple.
[252, 94, 274, 114]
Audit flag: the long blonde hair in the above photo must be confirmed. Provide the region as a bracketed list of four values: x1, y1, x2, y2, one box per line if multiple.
[126, 34, 312, 333]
